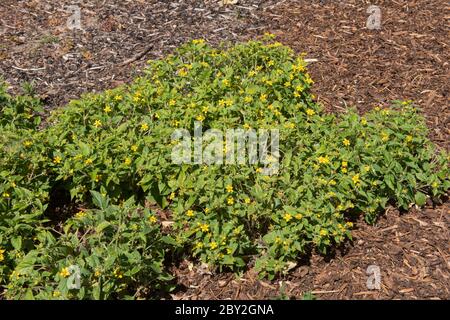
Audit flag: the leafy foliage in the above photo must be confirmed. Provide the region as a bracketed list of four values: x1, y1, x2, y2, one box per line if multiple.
[0, 37, 448, 298]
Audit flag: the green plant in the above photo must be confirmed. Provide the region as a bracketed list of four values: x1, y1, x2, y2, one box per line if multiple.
[0, 36, 448, 297]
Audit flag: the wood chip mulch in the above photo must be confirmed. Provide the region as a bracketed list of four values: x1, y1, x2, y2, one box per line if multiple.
[0, 0, 448, 299]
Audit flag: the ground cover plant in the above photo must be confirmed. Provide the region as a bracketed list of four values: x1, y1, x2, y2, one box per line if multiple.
[0, 37, 448, 299]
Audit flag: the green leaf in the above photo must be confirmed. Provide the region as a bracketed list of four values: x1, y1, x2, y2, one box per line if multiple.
[414, 192, 427, 206]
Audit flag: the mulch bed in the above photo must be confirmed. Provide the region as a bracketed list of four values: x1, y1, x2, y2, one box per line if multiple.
[0, 0, 448, 299]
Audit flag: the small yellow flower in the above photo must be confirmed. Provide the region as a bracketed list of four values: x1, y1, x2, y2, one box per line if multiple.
[140, 123, 149, 132]
[243, 123, 251, 130]
[53, 156, 62, 164]
[346, 222, 354, 228]
[169, 192, 176, 200]
[319, 229, 328, 237]
[361, 117, 367, 125]
[200, 224, 209, 233]
[210, 242, 218, 250]
[405, 135, 413, 143]
[227, 197, 234, 205]
[352, 174, 360, 185]
[113, 268, 123, 279]
[53, 291, 61, 298]
[306, 109, 315, 116]
[244, 198, 251, 204]
[148, 215, 157, 223]
[23, 140, 33, 147]
[226, 184, 233, 193]
[0, 248, 5, 262]
[103, 105, 112, 113]
[114, 95, 123, 102]
[124, 158, 132, 166]
[84, 158, 93, 165]
[222, 79, 230, 87]
[381, 132, 389, 142]
[94, 270, 101, 277]
[130, 145, 138, 152]
[329, 180, 337, 186]
[186, 210, 194, 217]
[194, 242, 204, 250]
[317, 156, 330, 165]
[284, 81, 291, 87]
[343, 138, 351, 146]
[93, 119, 102, 128]
[342, 161, 348, 167]
[283, 213, 292, 222]
[169, 99, 176, 107]
[295, 213, 303, 220]
[204, 208, 210, 214]
[59, 267, 70, 278]
[260, 94, 267, 102]
[75, 211, 86, 219]
[244, 96, 253, 103]
[196, 114, 205, 122]
[192, 39, 205, 45]
[256, 167, 263, 173]
[2, 192, 10, 199]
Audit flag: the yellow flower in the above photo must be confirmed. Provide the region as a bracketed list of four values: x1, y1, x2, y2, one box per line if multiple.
[243, 123, 251, 130]
[361, 117, 367, 125]
[227, 197, 234, 205]
[192, 39, 205, 44]
[103, 105, 112, 113]
[256, 167, 263, 173]
[226, 184, 233, 193]
[343, 138, 350, 146]
[53, 291, 61, 298]
[284, 122, 295, 129]
[196, 114, 205, 122]
[84, 158, 93, 165]
[94, 270, 101, 277]
[352, 174, 360, 184]
[130, 145, 138, 152]
[222, 79, 230, 87]
[284, 81, 291, 87]
[244, 198, 251, 204]
[319, 229, 328, 237]
[306, 109, 315, 116]
[260, 94, 267, 102]
[186, 210, 194, 217]
[0, 248, 5, 262]
[364, 165, 371, 172]
[124, 158, 132, 166]
[317, 156, 330, 164]
[23, 140, 33, 147]
[178, 68, 188, 77]
[113, 268, 123, 279]
[204, 208, 210, 214]
[244, 96, 253, 103]
[140, 123, 149, 132]
[2, 192, 10, 199]
[346, 222, 354, 228]
[210, 242, 218, 250]
[283, 213, 292, 222]
[295, 213, 303, 220]
[195, 242, 204, 250]
[53, 156, 62, 164]
[114, 95, 122, 102]
[405, 135, 413, 143]
[342, 161, 348, 167]
[329, 179, 337, 186]
[169, 192, 176, 200]
[200, 224, 209, 232]
[75, 211, 86, 219]
[93, 119, 102, 128]
[59, 267, 70, 278]
[148, 215, 157, 223]
[381, 132, 389, 142]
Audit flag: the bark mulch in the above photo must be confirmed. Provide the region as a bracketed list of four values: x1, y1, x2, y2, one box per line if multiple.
[0, 0, 448, 299]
